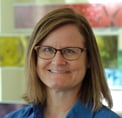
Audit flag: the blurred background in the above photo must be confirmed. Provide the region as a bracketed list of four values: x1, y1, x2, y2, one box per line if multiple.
[0, 0, 122, 117]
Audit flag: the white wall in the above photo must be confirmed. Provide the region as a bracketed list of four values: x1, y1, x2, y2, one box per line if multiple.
[0, 67, 25, 102]
[112, 90, 122, 113]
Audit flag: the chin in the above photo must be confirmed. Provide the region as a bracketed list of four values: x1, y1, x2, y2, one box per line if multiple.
[49, 84, 67, 90]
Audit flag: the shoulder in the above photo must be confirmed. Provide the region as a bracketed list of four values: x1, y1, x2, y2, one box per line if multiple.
[94, 106, 121, 118]
[4, 105, 34, 118]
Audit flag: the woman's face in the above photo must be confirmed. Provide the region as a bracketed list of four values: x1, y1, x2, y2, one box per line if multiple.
[37, 24, 88, 91]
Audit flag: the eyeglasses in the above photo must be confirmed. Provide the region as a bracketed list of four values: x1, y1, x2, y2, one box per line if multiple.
[34, 46, 86, 61]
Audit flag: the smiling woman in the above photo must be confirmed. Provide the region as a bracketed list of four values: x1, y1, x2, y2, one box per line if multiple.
[4, 8, 121, 118]
[36, 24, 88, 92]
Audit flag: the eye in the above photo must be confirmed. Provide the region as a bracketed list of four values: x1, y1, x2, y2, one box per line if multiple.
[63, 48, 77, 55]
[40, 47, 55, 54]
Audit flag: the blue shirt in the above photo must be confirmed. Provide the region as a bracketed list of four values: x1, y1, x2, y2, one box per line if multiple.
[4, 100, 121, 118]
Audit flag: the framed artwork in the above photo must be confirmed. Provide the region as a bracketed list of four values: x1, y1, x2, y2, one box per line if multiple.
[96, 35, 118, 68]
[0, 36, 28, 66]
[105, 69, 122, 90]
[14, 3, 122, 29]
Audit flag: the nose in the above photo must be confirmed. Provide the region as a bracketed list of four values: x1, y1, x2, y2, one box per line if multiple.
[51, 51, 67, 65]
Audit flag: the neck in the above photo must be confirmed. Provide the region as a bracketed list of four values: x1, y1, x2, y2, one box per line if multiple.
[44, 87, 80, 118]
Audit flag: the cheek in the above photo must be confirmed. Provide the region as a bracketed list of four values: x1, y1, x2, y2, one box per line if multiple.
[72, 59, 88, 79]
[75, 56, 88, 69]
[37, 58, 47, 70]
[37, 59, 46, 77]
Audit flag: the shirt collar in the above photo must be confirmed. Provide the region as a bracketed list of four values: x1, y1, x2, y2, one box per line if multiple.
[33, 100, 94, 118]
[66, 100, 94, 118]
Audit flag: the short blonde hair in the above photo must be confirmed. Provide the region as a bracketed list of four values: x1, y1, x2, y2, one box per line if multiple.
[23, 8, 113, 111]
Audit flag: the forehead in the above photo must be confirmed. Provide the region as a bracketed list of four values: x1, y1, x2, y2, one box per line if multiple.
[41, 24, 85, 48]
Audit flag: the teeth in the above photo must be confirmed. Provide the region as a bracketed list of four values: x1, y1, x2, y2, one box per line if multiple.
[49, 69, 69, 73]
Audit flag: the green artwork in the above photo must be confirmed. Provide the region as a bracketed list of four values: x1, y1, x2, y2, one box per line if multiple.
[118, 50, 122, 69]
[96, 35, 118, 68]
[0, 36, 28, 66]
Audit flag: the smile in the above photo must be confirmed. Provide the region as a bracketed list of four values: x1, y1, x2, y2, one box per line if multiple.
[48, 69, 70, 74]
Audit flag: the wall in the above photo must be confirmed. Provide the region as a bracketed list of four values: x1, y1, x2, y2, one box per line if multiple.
[1, 0, 15, 34]
[1, 67, 25, 102]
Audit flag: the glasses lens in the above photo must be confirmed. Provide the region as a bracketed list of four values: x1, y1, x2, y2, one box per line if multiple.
[62, 48, 81, 60]
[37, 46, 55, 59]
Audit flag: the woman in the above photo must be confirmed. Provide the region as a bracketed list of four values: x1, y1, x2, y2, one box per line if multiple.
[4, 8, 121, 118]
